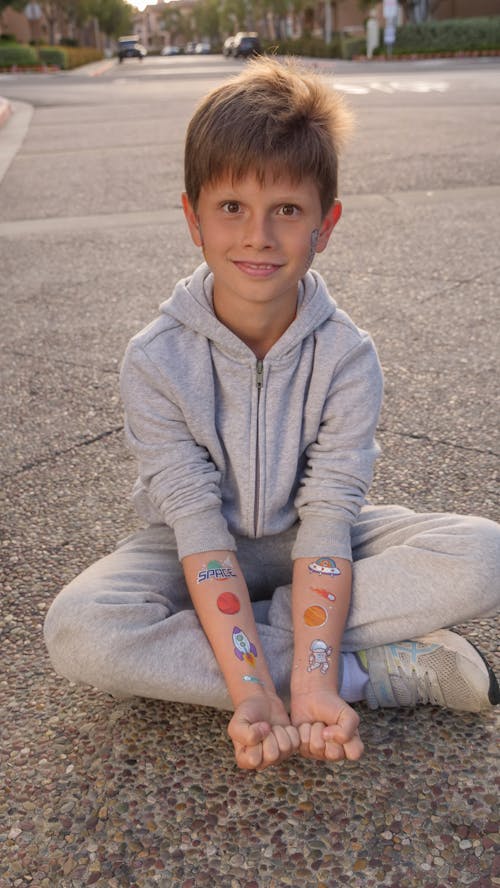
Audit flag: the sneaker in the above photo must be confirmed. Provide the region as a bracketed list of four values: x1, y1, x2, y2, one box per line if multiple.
[356, 630, 500, 713]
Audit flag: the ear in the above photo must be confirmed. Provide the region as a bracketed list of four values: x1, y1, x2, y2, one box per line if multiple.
[182, 192, 203, 248]
[315, 200, 342, 253]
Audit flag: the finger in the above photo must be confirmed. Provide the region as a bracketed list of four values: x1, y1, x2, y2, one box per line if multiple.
[343, 731, 364, 761]
[233, 740, 263, 771]
[257, 731, 280, 770]
[324, 738, 345, 762]
[284, 725, 301, 753]
[323, 706, 360, 745]
[309, 722, 327, 759]
[228, 718, 271, 748]
[298, 722, 313, 758]
[271, 724, 299, 760]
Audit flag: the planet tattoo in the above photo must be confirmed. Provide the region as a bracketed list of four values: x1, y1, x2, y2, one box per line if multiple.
[304, 604, 328, 627]
[217, 591, 241, 615]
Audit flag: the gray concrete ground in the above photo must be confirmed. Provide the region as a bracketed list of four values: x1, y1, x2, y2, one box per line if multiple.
[0, 56, 499, 887]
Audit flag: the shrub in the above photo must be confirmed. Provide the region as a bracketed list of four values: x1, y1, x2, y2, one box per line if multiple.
[341, 35, 366, 59]
[64, 46, 103, 68]
[39, 46, 68, 68]
[0, 33, 17, 42]
[0, 44, 38, 67]
[394, 16, 500, 55]
[265, 32, 366, 60]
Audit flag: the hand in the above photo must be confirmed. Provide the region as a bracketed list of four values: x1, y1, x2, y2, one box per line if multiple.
[228, 693, 300, 771]
[291, 689, 363, 763]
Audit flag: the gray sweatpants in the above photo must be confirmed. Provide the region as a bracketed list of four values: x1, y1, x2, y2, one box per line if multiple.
[44, 505, 500, 710]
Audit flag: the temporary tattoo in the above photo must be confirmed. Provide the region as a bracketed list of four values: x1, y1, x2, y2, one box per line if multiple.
[311, 586, 336, 604]
[233, 627, 258, 667]
[243, 675, 264, 686]
[307, 639, 333, 674]
[304, 604, 328, 628]
[308, 557, 341, 578]
[305, 228, 320, 271]
[217, 591, 241, 615]
[196, 558, 237, 584]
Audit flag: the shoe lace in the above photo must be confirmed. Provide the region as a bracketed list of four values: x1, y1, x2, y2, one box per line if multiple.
[397, 665, 440, 707]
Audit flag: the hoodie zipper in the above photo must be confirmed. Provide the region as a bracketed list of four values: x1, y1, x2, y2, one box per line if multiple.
[254, 358, 264, 536]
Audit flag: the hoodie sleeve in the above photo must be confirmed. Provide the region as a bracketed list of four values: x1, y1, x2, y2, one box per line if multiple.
[120, 340, 236, 559]
[292, 332, 383, 562]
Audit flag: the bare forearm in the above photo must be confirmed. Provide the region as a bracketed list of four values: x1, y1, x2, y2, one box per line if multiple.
[182, 550, 277, 707]
[291, 555, 352, 695]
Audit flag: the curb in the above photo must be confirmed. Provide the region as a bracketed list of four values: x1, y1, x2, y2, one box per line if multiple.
[66, 57, 117, 77]
[0, 96, 12, 129]
[0, 100, 33, 184]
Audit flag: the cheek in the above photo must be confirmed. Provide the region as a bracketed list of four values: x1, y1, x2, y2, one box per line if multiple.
[304, 228, 320, 270]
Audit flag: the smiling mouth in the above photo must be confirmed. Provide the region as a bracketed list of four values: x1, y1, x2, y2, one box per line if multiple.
[233, 260, 282, 276]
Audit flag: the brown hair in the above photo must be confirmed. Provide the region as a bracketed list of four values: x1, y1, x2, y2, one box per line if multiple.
[184, 57, 353, 217]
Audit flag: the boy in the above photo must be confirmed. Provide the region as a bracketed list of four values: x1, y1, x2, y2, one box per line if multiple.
[44, 59, 499, 771]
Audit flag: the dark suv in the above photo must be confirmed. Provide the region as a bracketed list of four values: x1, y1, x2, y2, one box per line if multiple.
[118, 36, 147, 62]
[232, 32, 262, 59]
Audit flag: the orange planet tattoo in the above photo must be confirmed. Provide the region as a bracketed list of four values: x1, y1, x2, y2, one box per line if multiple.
[304, 604, 328, 627]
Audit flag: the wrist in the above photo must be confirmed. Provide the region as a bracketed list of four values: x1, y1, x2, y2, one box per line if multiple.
[291, 657, 340, 695]
[230, 677, 280, 708]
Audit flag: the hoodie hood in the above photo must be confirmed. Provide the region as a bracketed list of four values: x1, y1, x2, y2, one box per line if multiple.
[159, 262, 338, 361]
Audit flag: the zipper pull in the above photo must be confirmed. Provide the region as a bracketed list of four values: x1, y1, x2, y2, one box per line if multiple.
[256, 359, 264, 390]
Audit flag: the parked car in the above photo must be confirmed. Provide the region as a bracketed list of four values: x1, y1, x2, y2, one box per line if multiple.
[223, 36, 236, 57]
[185, 42, 197, 54]
[117, 36, 147, 62]
[195, 41, 211, 54]
[160, 45, 182, 56]
[232, 32, 262, 59]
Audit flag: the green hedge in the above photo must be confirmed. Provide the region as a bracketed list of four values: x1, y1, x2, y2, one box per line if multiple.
[0, 44, 38, 67]
[393, 16, 500, 55]
[264, 33, 366, 59]
[0, 43, 103, 69]
[39, 47, 67, 67]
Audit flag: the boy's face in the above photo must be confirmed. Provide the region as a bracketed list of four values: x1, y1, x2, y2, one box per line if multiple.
[182, 170, 341, 323]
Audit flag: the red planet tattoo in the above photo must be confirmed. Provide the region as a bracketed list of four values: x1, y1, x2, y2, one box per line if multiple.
[217, 591, 241, 615]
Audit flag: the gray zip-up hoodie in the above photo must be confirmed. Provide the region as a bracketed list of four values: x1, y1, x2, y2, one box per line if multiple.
[120, 262, 383, 562]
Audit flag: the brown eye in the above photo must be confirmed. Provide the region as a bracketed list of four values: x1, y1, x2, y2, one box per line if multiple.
[280, 204, 298, 216]
[224, 201, 240, 214]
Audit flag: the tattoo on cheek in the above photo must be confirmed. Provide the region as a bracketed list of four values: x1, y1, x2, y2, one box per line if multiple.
[307, 639, 333, 674]
[305, 228, 320, 270]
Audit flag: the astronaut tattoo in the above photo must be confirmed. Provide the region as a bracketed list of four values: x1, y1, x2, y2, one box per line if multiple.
[307, 639, 333, 675]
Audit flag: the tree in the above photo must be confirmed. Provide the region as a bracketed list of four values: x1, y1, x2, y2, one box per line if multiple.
[161, 3, 193, 45]
[194, 0, 220, 43]
[0, 0, 24, 15]
[219, 0, 246, 34]
[90, 0, 132, 38]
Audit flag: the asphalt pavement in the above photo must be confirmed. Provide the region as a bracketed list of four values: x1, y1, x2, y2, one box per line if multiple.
[0, 55, 499, 887]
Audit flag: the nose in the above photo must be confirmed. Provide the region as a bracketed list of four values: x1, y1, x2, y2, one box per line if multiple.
[242, 212, 275, 250]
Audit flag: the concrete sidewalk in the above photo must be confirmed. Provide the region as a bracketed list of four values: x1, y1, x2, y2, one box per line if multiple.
[0, 60, 498, 887]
